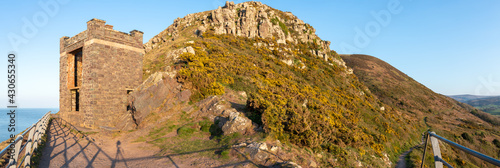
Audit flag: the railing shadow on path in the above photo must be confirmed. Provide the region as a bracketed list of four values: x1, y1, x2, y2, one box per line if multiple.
[41, 117, 275, 168]
[40, 117, 109, 168]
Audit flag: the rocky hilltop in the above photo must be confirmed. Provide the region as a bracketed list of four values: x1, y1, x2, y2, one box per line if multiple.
[145, 1, 332, 61]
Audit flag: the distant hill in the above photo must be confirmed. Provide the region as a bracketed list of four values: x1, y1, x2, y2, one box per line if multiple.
[449, 94, 496, 103]
[341, 54, 500, 167]
[450, 95, 500, 116]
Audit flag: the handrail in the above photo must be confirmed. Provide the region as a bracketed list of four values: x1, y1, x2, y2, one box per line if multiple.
[0, 111, 51, 168]
[426, 131, 500, 167]
[0, 124, 35, 157]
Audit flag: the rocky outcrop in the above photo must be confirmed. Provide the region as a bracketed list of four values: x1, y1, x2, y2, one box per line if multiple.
[244, 142, 270, 162]
[193, 95, 254, 135]
[232, 141, 284, 165]
[230, 139, 305, 168]
[144, 1, 331, 61]
[122, 72, 191, 129]
[221, 110, 253, 135]
[143, 45, 195, 78]
[271, 162, 302, 168]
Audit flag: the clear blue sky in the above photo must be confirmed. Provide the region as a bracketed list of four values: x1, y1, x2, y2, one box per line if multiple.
[1, 0, 499, 108]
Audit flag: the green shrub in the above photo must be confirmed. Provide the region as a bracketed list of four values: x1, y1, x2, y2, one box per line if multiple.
[177, 126, 196, 137]
[322, 143, 346, 155]
[199, 120, 212, 132]
[278, 21, 288, 36]
[493, 139, 500, 148]
[270, 17, 278, 25]
[220, 149, 230, 159]
[219, 132, 241, 146]
[461, 132, 474, 143]
[210, 120, 223, 137]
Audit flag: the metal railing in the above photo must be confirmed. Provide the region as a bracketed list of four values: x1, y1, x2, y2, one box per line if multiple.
[0, 112, 51, 168]
[421, 131, 500, 168]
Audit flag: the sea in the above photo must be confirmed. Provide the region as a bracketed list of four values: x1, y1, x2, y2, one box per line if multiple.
[0, 108, 59, 143]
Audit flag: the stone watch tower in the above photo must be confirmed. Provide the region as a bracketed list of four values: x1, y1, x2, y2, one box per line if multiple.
[59, 18, 143, 129]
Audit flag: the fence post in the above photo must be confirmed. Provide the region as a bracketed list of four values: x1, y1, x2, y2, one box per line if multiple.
[22, 124, 36, 168]
[7, 135, 23, 168]
[44, 114, 50, 131]
[420, 132, 429, 168]
[41, 115, 47, 133]
[33, 121, 42, 151]
[430, 132, 444, 168]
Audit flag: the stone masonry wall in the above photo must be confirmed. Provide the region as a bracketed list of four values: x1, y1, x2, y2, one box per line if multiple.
[81, 42, 143, 128]
[60, 18, 143, 129]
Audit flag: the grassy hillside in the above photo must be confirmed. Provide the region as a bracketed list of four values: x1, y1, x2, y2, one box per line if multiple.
[341, 54, 500, 167]
[144, 31, 422, 166]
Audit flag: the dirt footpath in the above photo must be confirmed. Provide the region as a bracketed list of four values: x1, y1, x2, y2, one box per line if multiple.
[39, 117, 271, 168]
[39, 119, 172, 168]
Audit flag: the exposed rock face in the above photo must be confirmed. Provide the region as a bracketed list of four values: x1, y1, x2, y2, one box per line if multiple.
[193, 96, 254, 135]
[271, 161, 302, 168]
[245, 142, 269, 162]
[143, 45, 195, 78]
[123, 72, 191, 129]
[221, 110, 253, 135]
[116, 108, 137, 130]
[281, 59, 293, 66]
[382, 153, 392, 167]
[231, 141, 284, 165]
[144, 1, 332, 61]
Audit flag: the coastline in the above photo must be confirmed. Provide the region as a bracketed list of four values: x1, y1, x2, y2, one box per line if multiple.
[0, 108, 58, 143]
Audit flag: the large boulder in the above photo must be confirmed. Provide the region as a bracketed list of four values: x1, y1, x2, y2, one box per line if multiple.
[221, 110, 253, 135]
[123, 72, 191, 129]
[193, 95, 254, 135]
[245, 142, 269, 162]
[271, 162, 302, 168]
